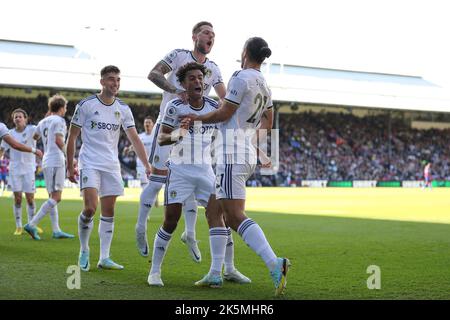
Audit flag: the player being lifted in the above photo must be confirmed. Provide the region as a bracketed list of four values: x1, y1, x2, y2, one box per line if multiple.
[137, 21, 227, 263]
[184, 37, 290, 296]
[147, 62, 249, 286]
[24, 95, 75, 240]
[0, 109, 43, 235]
[67, 65, 151, 271]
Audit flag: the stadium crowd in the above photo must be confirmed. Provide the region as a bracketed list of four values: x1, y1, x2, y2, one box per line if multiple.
[1, 95, 449, 186]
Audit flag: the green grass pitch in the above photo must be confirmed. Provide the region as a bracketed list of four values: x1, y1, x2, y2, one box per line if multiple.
[0, 187, 449, 299]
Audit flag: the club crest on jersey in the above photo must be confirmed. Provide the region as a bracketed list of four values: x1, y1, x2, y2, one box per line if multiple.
[167, 107, 176, 116]
[114, 111, 120, 120]
[170, 191, 177, 198]
[83, 176, 88, 183]
[205, 68, 212, 78]
[165, 51, 177, 64]
[154, 155, 160, 163]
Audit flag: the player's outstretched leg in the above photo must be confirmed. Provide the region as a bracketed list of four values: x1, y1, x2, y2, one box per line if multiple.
[237, 218, 290, 296]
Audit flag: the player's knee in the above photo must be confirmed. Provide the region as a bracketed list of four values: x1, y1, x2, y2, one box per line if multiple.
[51, 193, 62, 203]
[14, 197, 22, 206]
[162, 219, 178, 233]
[83, 206, 97, 217]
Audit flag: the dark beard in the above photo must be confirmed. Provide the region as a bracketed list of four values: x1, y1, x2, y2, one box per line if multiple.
[196, 44, 209, 55]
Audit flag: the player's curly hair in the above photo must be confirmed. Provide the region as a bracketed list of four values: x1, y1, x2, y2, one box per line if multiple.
[176, 62, 206, 83]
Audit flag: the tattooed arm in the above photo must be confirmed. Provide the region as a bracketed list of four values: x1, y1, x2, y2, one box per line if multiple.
[148, 61, 183, 94]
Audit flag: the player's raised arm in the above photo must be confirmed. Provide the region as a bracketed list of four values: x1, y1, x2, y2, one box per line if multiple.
[66, 124, 80, 183]
[148, 61, 183, 95]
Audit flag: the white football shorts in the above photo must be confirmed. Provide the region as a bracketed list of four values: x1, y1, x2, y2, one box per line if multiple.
[80, 168, 124, 197]
[43, 166, 65, 193]
[215, 161, 256, 200]
[9, 172, 35, 193]
[164, 166, 215, 207]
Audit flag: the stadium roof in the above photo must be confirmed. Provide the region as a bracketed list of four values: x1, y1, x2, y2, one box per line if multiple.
[1, 39, 450, 113]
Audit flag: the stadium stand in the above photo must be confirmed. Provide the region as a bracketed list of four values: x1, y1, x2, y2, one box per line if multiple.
[1, 95, 449, 186]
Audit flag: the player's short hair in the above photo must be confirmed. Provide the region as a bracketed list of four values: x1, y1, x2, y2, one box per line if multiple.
[176, 62, 206, 83]
[245, 37, 272, 64]
[48, 94, 68, 113]
[192, 21, 213, 35]
[11, 108, 28, 119]
[101, 65, 120, 78]
[144, 115, 155, 122]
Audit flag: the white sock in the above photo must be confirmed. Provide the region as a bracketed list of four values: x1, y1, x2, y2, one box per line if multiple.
[30, 198, 57, 227]
[26, 202, 35, 223]
[13, 204, 22, 228]
[224, 227, 235, 273]
[49, 205, 61, 233]
[183, 196, 198, 240]
[237, 218, 278, 272]
[209, 227, 228, 276]
[78, 212, 94, 252]
[99, 216, 114, 260]
[136, 175, 165, 232]
[150, 227, 172, 275]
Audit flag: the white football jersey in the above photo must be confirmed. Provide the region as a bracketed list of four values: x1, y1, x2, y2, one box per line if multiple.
[0, 125, 36, 175]
[136, 131, 153, 172]
[161, 96, 219, 170]
[71, 95, 135, 172]
[35, 115, 67, 168]
[0, 122, 9, 139]
[219, 69, 273, 159]
[157, 49, 223, 120]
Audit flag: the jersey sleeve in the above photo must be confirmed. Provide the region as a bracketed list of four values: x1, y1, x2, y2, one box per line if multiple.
[121, 106, 136, 130]
[161, 49, 181, 71]
[0, 133, 10, 151]
[71, 104, 85, 128]
[52, 119, 66, 136]
[224, 76, 247, 106]
[0, 123, 9, 139]
[211, 64, 224, 87]
[161, 102, 179, 129]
